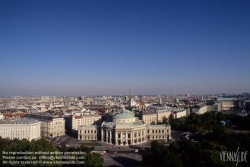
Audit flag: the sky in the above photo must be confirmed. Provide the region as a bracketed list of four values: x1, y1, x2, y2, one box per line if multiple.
[0, 0, 250, 96]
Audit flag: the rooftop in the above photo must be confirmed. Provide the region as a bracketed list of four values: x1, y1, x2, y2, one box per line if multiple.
[113, 108, 135, 119]
[0, 117, 40, 124]
[148, 124, 170, 128]
[216, 98, 234, 101]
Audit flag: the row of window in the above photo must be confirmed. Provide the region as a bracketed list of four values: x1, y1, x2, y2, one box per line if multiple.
[3, 130, 33, 133]
[0, 129, 39, 132]
[116, 133, 145, 138]
[10, 137, 31, 140]
[76, 122, 92, 124]
[148, 130, 167, 133]
[7, 134, 33, 136]
[82, 136, 97, 140]
[75, 118, 100, 122]
[150, 136, 165, 139]
[54, 125, 63, 128]
[79, 130, 97, 133]
[1, 126, 35, 129]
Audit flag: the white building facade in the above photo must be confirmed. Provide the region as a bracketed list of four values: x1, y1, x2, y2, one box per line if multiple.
[173, 109, 187, 118]
[192, 105, 207, 114]
[78, 108, 171, 145]
[0, 118, 41, 141]
[24, 112, 65, 137]
[72, 112, 102, 131]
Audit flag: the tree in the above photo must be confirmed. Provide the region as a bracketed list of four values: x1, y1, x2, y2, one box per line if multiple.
[169, 142, 181, 153]
[80, 144, 95, 153]
[151, 121, 156, 125]
[164, 151, 183, 167]
[162, 116, 168, 124]
[169, 114, 174, 125]
[1, 138, 61, 166]
[84, 153, 104, 167]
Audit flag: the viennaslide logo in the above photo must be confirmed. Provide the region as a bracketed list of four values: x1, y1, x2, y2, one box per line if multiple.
[220, 147, 248, 166]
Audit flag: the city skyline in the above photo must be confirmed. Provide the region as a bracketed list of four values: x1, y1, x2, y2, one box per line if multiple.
[1, 91, 249, 97]
[1, 0, 250, 96]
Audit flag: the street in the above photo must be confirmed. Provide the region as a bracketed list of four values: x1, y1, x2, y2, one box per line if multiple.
[103, 153, 142, 167]
[171, 131, 183, 141]
[47, 132, 183, 149]
[45, 132, 185, 167]
[47, 134, 82, 147]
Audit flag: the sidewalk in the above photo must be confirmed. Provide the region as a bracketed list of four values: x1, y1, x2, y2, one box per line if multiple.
[93, 140, 152, 151]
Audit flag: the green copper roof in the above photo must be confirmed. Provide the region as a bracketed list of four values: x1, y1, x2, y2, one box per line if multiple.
[113, 109, 135, 119]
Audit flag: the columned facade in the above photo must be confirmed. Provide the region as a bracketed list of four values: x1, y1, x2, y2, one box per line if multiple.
[78, 108, 171, 145]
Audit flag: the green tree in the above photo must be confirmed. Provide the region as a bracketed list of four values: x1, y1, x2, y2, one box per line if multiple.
[164, 151, 183, 167]
[162, 116, 168, 124]
[84, 153, 104, 167]
[169, 114, 174, 125]
[1, 138, 60, 166]
[151, 121, 156, 125]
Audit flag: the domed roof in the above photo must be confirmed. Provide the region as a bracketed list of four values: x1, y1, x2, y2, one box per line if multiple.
[113, 109, 135, 119]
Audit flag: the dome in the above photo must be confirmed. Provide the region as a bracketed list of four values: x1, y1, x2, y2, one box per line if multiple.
[113, 109, 135, 119]
[112, 108, 136, 124]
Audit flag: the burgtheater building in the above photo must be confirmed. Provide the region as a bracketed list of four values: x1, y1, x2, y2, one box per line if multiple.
[78, 107, 171, 145]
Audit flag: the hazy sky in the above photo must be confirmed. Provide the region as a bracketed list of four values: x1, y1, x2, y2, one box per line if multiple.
[0, 0, 250, 96]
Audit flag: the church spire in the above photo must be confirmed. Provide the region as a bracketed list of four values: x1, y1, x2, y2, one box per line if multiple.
[130, 88, 132, 99]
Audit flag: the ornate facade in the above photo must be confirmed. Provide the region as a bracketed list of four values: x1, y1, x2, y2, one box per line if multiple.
[78, 107, 171, 145]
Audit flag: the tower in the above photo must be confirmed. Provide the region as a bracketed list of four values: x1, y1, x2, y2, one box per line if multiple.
[130, 88, 132, 99]
[159, 97, 162, 105]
